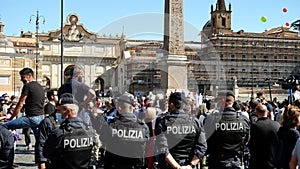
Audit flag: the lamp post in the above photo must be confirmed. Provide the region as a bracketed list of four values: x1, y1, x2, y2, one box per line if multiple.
[60, 0, 64, 85]
[30, 10, 45, 82]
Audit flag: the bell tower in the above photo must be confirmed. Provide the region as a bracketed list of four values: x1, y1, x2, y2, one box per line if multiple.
[210, 0, 232, 35]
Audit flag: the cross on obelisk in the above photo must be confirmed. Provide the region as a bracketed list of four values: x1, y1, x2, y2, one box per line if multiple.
[159, 0, 188, 93]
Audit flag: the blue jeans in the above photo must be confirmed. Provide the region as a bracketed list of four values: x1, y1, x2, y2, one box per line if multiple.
[2, 115, 45, 139]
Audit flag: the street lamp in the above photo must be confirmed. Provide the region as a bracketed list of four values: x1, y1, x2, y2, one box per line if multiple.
[61, 0, 64, 85]
[30, 10, 45, 82]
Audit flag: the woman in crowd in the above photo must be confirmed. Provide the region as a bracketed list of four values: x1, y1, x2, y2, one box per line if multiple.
[276, 106, 300, 169]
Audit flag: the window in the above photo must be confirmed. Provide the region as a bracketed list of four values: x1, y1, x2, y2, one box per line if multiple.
[242, 42, 246, 48]
[263, 43, 267, 49]
[284, 56, 288, 62]
[253, 55, 257, 61]
[242, 55, 246, 61]
[242, 69, 246, 73]
[274, 43, 278, 49]
[295, 44, 298, 50]
[284, 43, 288, 50]
[263, 56, 268, 62]
[220, 41, 224, 47]
[295, 56, 298, 61]
[274, 56, 278, 62]
[220, 54, 224, 61]
[231, 55, 235, 61]
[251, 68, 258, 74]
[0, 75, 10, 85]
[252, 42, 257, 48]
[231, 42, 235, 48]
[222, 18, 226, 27]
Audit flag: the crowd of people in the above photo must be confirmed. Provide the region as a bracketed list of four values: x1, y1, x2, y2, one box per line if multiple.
[1, 65, 300, 169]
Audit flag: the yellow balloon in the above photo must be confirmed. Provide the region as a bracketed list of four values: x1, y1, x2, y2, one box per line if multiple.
[261, 16, 267, 22]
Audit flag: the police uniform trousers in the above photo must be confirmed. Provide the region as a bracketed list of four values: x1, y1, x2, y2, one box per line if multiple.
[208, 154, 244, 169]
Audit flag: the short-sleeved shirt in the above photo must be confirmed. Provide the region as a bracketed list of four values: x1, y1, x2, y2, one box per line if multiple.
[292, 138, 300, 167]
[22, 81, 45, 116]
[58, 78, 90, 103]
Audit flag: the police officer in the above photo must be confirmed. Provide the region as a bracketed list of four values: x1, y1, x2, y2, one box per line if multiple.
[0, 125, 14, 169]
[204, 91, 250, 169]
[91, 92, 149, 169]
[43, 94, 94, 169]
[155, 92, 207, 169]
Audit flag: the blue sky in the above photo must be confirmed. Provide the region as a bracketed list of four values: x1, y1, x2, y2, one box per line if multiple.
[0, 0, 299, 41]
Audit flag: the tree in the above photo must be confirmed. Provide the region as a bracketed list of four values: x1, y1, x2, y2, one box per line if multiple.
[291, 19, 300, 32]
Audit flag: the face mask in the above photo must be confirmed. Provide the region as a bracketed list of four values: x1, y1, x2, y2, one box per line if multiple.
[22, 80, 29, 85]
[56, 113, 64, 124]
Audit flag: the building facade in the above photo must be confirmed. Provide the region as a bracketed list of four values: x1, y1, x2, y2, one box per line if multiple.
[0, 14, 121, 96]
[195, 0, 300, 96]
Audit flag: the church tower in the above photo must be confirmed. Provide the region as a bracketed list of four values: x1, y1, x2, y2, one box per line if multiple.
[210, 0, 232, 35]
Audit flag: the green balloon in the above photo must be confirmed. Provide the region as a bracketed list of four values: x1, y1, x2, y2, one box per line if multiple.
[261, 16, 267, 22]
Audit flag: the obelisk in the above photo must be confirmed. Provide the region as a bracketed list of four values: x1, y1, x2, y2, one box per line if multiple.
[159, 0, 188, 93]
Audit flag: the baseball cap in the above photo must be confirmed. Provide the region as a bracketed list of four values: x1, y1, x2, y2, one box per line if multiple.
[117, 93, 134, 106]
[0, 96, 4, 100]
[58, 93, 78, 105]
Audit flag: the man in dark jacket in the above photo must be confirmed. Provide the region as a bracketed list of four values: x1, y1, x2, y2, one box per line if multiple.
[204, 91, 250, 169]
[0, 125, 14, 169]
[155, 92, 207, 169]
[35, 90, 58, 169]
[249, 103, 280, 169]
[43, 94, 94, 169]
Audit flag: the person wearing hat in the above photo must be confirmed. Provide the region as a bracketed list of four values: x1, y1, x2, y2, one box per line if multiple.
[90, 92, 149, 169]
[2, 68, 45, 142]
[155, 92, 207, 169]
[203, 90, 250, 169]
[43, 93, 94, 169]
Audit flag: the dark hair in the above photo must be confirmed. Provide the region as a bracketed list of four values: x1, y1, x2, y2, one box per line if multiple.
[282, 106, 300, 128]
[46, 90, 55, 100]
[169, 92, 187, 109]
[19, 68, 34, 77]
[64, 65, 83, 77]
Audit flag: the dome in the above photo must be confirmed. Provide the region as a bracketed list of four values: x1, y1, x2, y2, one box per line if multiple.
[202, 20, 212, 31]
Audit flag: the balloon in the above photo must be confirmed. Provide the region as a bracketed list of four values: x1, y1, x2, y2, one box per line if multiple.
[283, 8, 288, 13]
[261, 16, 267, 23]
[286, 22, 290, 27]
